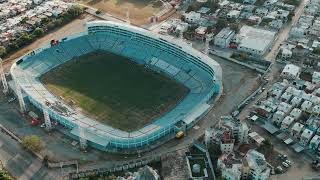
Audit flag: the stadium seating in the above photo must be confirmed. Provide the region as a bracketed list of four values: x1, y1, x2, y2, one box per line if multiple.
[11, 21, 222, 150]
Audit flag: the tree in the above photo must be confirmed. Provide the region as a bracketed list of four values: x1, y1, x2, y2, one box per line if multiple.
[0, 170, 13, 180]
[21, 135, 45, 153]
[68, 4, 84, 17]
[257, 139, 273, 156]
[34, 27, 44, 37]
[46, 21, 56, 30]
[20, 34, 33, 44]
[229, 23, 240, 33]
[216, 19, 227, 30]
[0, 46, 6, 57]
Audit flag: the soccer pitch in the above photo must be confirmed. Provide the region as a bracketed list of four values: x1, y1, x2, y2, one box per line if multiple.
[41, 51, 189, 131]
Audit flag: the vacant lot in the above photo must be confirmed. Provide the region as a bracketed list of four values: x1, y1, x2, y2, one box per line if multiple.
[41, 51, 189, 131]
[82, 0, 162, 25]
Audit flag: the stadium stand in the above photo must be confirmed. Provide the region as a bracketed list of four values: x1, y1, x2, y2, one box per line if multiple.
[10, 21, 222, 151]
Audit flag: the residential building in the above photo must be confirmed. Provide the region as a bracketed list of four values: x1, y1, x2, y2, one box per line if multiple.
[310, 135, 320, 151]
[245, 150, 271, 180]
[289, 108, 302, 120]
[220, 131, 235, 153]
[218, 153, 242, 180]
[281, 116, 295, 130]
[184, 11, 201, 24]
[300, 128, 315, 146]
[272, 110, 285, 125]
[281, 64, 301, 80]
[312, 71, 320, 85]
[291, 122, 304, 139]
[214, 28, 235, 48]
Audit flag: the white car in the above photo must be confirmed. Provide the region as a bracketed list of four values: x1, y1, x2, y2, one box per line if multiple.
[285, 160, 291, 166]
[282, 162, 289, 168]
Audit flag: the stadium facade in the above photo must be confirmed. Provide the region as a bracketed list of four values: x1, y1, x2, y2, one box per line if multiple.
[10, 21, 222, 152]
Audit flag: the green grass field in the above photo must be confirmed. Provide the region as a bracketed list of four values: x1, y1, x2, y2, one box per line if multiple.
[41, 51, 189, 131]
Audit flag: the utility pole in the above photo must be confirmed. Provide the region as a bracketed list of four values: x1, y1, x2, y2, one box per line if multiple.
[0, 58, 8, 94]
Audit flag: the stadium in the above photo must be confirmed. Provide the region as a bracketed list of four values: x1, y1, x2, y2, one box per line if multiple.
[10, 21, 222, 152]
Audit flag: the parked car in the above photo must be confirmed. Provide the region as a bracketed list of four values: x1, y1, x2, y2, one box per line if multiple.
[8, 97, 16, 103]
[285, 160, 292, 166]
[282, 162, 289, 168]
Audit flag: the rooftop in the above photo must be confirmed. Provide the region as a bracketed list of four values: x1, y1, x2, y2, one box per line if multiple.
[238, 25, 276, 52]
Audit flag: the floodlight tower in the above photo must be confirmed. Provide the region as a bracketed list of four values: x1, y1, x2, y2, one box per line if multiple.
[0, 58, 8, 94]
[15, 79, 26, 113]
[42, 101, 52, 131]
[126, 8, 130, 24]
[79, 125, 87, 151]
[204, 34, 214, 55]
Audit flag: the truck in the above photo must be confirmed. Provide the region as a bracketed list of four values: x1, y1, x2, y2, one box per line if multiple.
[175, 131, 184, 139]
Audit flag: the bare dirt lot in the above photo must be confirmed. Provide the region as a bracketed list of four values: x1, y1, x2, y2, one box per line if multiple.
[81, 0, 163, 25]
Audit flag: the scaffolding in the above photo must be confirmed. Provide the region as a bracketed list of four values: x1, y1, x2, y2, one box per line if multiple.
[79, 125, 87, 150]
[43, 102, 52, 131]
[204, 34, 214, 55]
[0, 58, 8, 94]
[15, 79, 27, 113]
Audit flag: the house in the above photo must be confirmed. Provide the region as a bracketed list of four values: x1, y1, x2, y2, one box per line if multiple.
[314, 88, 320, 97]
[281, 47, 292, 59]
[289, 108, 302, 120]
[277, 102, 293, 114]
[290, 26, 307, 38]
[243, 0, 257, 4]
[300, 128, 315, 146]
[255, 7, 269, 16]
[272, 110, 286, 125]
[280, 92, 292, 102]
[248, 132, 265, 146]
[290, 96, 303, 107]
[159, 22, 174, 34]
[281, 64, 301, 80]
[271, 19, 284, 29]
[245, 150, 271, 180]
[312, 72, 320, 85]
[301, 100, 313, 112]
[306, 116, 320, 132]
[311, 105, 320, 115]
[281, 116, 295, 130]
[184, 11, 201, 24]
[309, 135, 320, 151]
[214, 28, 235, 48]
[247, 15, 261, 25]
[218, 153, 242, 180]
[227, 10, 241, 19]
[195, 26, 207, 40]
[291, 122, 304, 139]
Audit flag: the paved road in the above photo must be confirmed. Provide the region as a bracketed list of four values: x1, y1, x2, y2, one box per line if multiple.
[264, 0, 307, 61]
[0, 128, 59, 180]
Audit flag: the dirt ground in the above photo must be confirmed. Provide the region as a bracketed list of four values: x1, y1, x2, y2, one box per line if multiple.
[81, 0, 162, 25]
[2, 14, 97, 72]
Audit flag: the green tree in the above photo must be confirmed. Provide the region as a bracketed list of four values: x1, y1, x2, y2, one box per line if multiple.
[68, 4, 84, 17]
[0, 170, 13, 180]
[257, 139, 273, 156]
[0, 46, 6, 57]
[46, 21, 56, 30]
[216, 19, 227, 30]
[21, 135, 45, 153]
[20, 17, 29, 24]
[20, 34, 33, 44]
[34, 27, 44, 37]
[229, 23, 240, 33]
